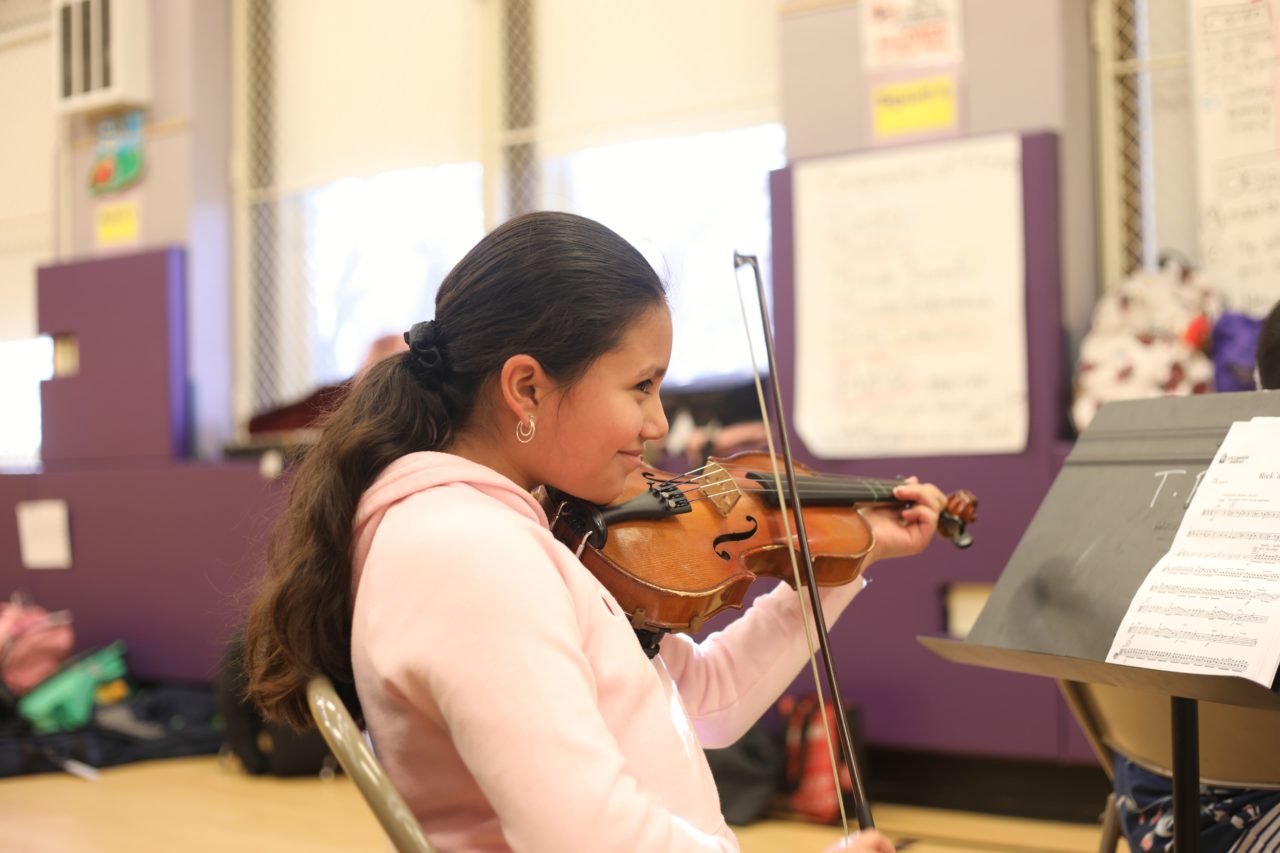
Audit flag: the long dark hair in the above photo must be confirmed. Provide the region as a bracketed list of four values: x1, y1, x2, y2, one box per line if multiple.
[243, 211, 667, 728]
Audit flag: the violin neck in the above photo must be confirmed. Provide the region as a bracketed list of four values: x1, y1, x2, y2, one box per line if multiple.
[745, 472, 903, 506]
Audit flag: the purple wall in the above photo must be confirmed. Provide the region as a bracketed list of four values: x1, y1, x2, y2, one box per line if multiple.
[7, 463, 283, 681]
[0, 474, 36, 604]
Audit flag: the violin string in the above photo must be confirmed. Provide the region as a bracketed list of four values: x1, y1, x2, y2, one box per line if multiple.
[713, 464, 905, 489]
[667, 480, 721, 495]
[669, 476, 728, 490]
[663, 476, 905, 504]
[670, 473, 904, 493]
[677, 462, 904, 492]
[664, 473, 903, 493]
[686, 488, 741, 505]
[659, 461, 905, 490]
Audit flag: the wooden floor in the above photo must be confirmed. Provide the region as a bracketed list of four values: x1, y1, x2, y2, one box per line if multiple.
[0, 756, 1117, 852]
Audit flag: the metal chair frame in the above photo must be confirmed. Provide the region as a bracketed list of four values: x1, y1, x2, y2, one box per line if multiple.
[306, 675, 436, 853]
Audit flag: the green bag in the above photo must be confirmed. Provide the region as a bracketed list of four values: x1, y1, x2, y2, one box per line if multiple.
[17, 642, 128, 734]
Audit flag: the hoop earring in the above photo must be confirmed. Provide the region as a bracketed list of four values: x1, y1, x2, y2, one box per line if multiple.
[515, 415, 536, 445]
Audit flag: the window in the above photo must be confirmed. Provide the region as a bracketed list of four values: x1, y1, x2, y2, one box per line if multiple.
[0, 336, 53, 470]
[542, 123, 786, 389]
[302, 163, 484, 384]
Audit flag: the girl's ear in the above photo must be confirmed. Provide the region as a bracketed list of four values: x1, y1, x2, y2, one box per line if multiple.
[498, 354, 551, 421]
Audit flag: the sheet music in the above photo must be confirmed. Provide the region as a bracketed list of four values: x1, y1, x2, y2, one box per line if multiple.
[1190, 0, 1280, 313]
[1107, 418, 1280, 687]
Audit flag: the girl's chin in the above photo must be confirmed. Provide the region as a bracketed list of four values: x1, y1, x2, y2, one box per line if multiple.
[565, 481, 624, 507]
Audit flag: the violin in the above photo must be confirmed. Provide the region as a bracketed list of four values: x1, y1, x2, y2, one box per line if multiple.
[545, 450, 977, 638]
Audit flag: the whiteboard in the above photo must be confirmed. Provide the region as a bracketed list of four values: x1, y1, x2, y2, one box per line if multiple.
[1191, 0, 1280, 313]
[793, 134, 1028, 458]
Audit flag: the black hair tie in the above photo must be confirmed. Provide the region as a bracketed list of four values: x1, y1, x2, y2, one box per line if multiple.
[404, 319, 450, 390]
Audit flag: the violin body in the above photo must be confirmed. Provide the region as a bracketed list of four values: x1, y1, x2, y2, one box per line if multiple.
[547, 451, 905, 634]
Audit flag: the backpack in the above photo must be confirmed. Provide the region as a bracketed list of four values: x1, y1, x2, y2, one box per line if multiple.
[777, 694, 869, 825]
[703, 720, 785, 825]
[1211, 311, 1265, 392]
[0, 594, 74, 705]
[215, 631, 335, 776]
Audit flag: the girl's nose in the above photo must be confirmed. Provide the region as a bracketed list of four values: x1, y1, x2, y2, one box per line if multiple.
[642, 400, 669, 442]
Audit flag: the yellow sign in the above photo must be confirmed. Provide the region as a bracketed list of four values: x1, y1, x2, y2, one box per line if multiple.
[871, 75, 958, 139]
[95, 198, 141, 247]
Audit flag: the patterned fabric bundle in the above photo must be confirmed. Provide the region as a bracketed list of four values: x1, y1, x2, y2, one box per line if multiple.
[1114, 757, 1280, 852]
[1072, 263, 1220, 433]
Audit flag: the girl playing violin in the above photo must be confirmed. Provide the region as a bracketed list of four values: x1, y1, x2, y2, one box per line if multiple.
[243, 211, 947, 852]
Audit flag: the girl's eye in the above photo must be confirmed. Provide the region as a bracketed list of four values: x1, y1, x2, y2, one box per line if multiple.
[635, 379, 654, 394]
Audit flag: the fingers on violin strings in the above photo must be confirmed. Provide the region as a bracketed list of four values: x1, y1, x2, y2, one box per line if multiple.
[892, 480, 928, 502]
[897, 481, 946, 513]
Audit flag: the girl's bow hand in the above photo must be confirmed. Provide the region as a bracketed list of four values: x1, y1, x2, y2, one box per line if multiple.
[821, 829, 896, 853]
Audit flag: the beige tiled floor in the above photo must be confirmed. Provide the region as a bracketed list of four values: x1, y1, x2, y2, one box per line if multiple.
[0, 756, 1113, 852]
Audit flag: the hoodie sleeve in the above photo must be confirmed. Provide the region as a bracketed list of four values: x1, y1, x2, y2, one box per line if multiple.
[359, 501, 738, 853]
[659, 579, 865, 749]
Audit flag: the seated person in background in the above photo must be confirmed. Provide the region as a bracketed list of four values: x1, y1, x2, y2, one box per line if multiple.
[355, 333, 410, 383]
[1113, 298, 1280, 853]
[656, 379, 770, 468]
[246, 333, 409, 439]
[1256, 299, 1280, 391]
[681, 420, 769, 466]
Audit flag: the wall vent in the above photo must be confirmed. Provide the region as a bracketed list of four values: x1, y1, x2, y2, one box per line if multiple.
[54, 0, 150, 115]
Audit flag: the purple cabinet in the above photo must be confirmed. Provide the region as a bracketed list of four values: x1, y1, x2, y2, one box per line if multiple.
[38, 248, 189, 468]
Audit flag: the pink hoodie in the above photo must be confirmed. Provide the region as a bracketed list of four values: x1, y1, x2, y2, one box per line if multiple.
[350, 452, 863, 852]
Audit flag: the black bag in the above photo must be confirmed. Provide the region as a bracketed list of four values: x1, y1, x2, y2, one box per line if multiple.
[0, 682, 225, 778]
[215, 631, 334, 776]
[704, 722, 786, 825]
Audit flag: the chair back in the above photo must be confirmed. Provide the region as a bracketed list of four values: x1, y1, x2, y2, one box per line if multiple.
[306, 675, 436, 853]
[1061, 680, 1280, 789]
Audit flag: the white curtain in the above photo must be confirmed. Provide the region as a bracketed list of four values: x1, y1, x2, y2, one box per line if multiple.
[272, 0, 483, 194]
[534, 0, 781, 156]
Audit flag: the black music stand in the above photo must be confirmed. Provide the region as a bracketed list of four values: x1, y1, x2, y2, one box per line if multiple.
[921, 391, 1280, 852]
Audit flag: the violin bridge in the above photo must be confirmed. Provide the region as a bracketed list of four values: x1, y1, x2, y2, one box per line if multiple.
[695, 461, 741, 517]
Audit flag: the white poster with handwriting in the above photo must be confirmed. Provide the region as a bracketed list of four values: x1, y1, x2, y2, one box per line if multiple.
[861, 0, 964, 71]
[1190, 0, 1280, 313]
[792, 134, 1028, 458]
[1107, 418, 1280, 687]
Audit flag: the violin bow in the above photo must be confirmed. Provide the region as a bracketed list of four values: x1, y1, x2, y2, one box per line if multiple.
[733, 252, 874, 837]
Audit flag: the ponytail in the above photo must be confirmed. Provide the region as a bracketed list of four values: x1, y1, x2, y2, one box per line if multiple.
[243, 354, 455, 728]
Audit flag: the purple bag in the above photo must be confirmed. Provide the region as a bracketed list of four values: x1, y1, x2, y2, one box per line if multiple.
[1211, 312, 1264, 392]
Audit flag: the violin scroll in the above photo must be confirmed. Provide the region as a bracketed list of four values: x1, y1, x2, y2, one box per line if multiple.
[937, 489, 978, 549]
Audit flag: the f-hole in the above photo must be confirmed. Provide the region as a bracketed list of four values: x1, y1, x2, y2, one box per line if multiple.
[712, 515, 758, 560]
